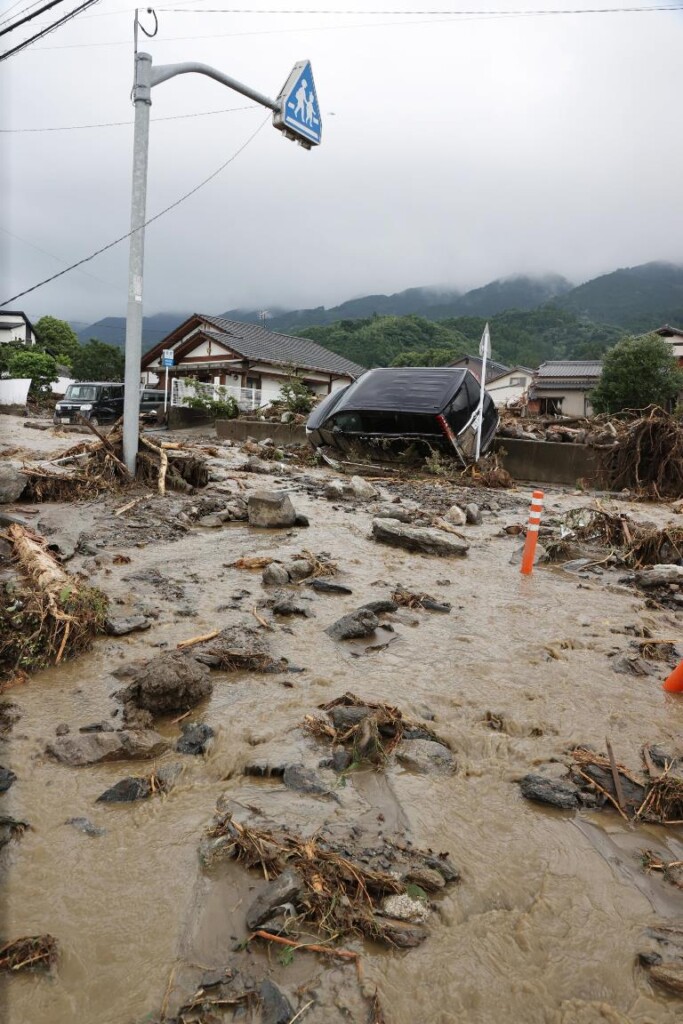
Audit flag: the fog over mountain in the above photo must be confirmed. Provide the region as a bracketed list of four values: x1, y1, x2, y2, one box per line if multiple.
[3, 2, 683, 325]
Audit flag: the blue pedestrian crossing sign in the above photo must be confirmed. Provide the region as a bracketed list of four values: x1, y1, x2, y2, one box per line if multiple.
[273, 60, 322, 149]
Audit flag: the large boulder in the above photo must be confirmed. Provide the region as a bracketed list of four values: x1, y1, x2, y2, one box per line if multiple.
[247, 491, 297, 528]
[635, 565, 683, 588]
[47, 729, 168, 766]
[0, 462, 27, 504]
[372, 518, 469, 557]
[117, 651, 212, 716]
[325, 608, 379, 641]
[245, 868, 303, 930]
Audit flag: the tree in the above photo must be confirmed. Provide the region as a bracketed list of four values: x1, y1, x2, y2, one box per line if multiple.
[7, 349, 58, 397]
[590, 333, 683, 414]
[34, 316, 80, 365]
[71, 339, 124, 381]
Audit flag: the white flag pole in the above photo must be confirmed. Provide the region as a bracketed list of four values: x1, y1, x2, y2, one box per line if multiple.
[475, 321, 490, 462]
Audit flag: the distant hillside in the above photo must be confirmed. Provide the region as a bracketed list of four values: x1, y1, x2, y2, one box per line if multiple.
[298, 308, 622, 371]
[76, 312, 192, 351]
[554, 261, 683, 332]
[71, 261, 683, 358]
[220, 275, 570, 333]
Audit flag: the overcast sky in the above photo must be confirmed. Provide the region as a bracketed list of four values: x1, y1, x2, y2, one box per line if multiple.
[1, 0, 682, 327]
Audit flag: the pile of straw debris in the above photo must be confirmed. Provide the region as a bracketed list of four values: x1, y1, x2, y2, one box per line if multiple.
[598, 407, 683, 500]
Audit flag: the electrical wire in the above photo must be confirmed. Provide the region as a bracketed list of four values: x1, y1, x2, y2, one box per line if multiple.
[0, 0, 101, 59]
[30, 2, 683, 50]
[0, 0, 54, 28]
[0, 226, 121, 289]
[156, 4, 683, 14]
[0, 0, 70, 38]
[0, 113, 269, 307]
[0, 102, 258, 132]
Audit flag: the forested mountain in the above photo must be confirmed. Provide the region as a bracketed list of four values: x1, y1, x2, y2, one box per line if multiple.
[68, 261, 682, 366]
[298, 308, 623, 371]
[554, 262, 683, 332]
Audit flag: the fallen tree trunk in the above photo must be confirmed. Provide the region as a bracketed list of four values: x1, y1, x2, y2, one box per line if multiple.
[0, 525, 108, 683]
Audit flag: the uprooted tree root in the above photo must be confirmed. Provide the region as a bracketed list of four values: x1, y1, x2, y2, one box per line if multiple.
[304, 691, 444, 765]
[0, 524, 108, 682]
[0, 935, 58, 972]
[599, 407, 683, 500]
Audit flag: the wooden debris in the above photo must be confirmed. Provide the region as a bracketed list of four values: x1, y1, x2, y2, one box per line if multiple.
[1, 525, 108, 681]
[0, 935, 58, 972]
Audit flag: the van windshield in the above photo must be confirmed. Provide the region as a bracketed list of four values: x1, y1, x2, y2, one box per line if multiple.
[65, 385, 98, 401]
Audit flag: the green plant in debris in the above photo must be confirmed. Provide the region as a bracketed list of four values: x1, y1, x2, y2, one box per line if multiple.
[279, 374, 315, 414]
[184, 378, 239, 420]
[277, 945, 296, 967]
[424, 447, 450, 477]
[405, 883, 429, 902]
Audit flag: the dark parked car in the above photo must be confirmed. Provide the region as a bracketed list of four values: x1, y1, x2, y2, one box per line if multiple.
[54, 382, 124, 426]
[306, 367, 499, 463]
[139, 388, 166, 419]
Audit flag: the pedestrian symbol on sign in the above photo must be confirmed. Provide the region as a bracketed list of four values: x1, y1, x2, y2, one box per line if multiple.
[273, 60, 322, 148]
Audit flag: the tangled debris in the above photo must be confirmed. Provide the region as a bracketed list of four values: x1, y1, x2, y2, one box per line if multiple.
[304, 691, 446, 766]
[189, 624, 288, 673]
[0, 935, 58, 973]
[391, 587, 452, 613]
[521, 743, 683, 825]
[200, 807, 458, 948]
[556, 505, 683, 571]
[0, 524, 108, 682]
[19, 421, 208, 503]
[599, 407, 683, 500]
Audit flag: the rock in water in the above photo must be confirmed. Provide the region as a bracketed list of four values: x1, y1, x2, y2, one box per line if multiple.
[325, 609, 379, 641]
[0, 462, 27, 503]
[105, 616, 151, 636]
[635, 565, 683, 587]
[649, 962, 683, 996]
[443, 504, 466, 526]
[47, 730, 168, 766]
[175, 722, 214, 755]
[245, 868, 303, 930]
[65, 817, 106, 837]
[519, 774, 580, 810]
[465, 503, 482, 525]
[262, 563, 290, 586]
[372, 518, 469, 557]
[0, 766, 16, 793]
[396, 739, 455, 774]
[260, 980, 293, 1024]
[117, 651, 212, 716]
[283, 763, 337, 800]
[247, 491, 297, 528]
[350, 475, 379, 500]
[96, 777, 152, 803]
[307, 579, 353, 595]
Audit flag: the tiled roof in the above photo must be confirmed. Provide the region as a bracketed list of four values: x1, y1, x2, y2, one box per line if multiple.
[533, 360, 602, 391]
[448, 354, 510, 383]
[200, 315, 365, 378]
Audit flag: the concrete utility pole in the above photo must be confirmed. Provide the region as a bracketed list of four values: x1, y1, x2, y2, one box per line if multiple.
[122, 15, 322, 474]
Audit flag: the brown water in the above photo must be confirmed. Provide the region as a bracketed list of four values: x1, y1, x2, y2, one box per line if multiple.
[3, 459, 683, 1024]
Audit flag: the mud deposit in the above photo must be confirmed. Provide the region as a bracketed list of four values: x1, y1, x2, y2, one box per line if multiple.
[2, 422, 683, 1024]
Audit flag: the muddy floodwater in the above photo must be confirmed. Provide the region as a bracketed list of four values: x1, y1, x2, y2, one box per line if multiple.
[2, 426, 683, 1024]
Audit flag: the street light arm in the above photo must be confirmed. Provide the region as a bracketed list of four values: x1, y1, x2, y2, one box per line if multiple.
[149, 61, 280, 113]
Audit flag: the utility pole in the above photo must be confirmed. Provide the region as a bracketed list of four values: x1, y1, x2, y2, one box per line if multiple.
[122, 9, 322, 474]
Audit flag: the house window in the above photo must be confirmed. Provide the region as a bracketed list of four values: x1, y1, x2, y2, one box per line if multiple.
[510, 376, 527, 387]
[246, 376, 260, 391]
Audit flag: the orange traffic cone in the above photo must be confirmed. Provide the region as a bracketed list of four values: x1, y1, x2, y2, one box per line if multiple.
[663, 660, 683, 693]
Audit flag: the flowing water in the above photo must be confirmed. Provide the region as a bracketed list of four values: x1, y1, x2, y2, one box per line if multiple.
[2, 451, 683, 1024]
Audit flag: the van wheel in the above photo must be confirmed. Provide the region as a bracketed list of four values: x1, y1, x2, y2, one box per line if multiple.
[89, 417, 99, 426]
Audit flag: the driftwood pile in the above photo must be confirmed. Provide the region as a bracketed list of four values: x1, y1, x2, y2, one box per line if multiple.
[21, 419, 208, 502]
[0, 935, 58, 972]
[556, 505, 683, 569]
[598, 407, 683, 500]
[0, 524, 108, 683]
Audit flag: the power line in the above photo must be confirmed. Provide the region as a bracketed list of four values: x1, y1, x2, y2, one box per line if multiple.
[29, 3, 683, 50]
[156, 4, 683, 13]
[0, 0, 53, 28]
[0, 113, 269, 307]
[0, 226, 122, 289]
[0, 102, 258, 132]
[0, 0, 69, 38]
[0, 0, 101, 60]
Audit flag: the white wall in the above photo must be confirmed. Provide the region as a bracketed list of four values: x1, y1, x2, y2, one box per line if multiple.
[486, 372, 531, 407]
[0, 378, 31, 405]
[52, 376, 75, 396]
